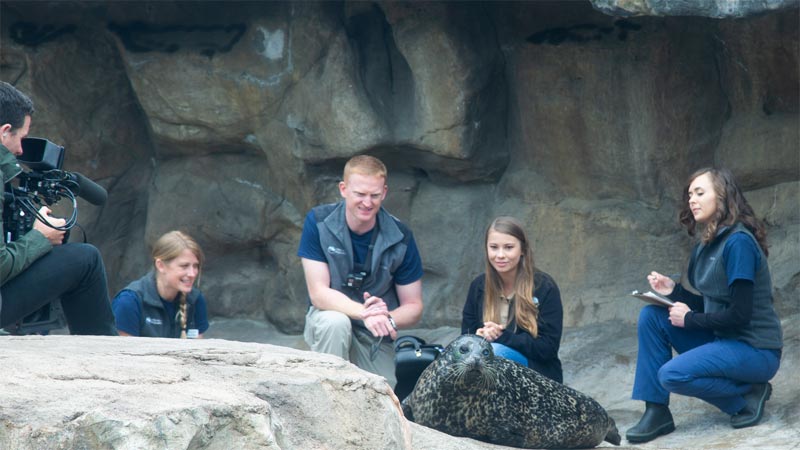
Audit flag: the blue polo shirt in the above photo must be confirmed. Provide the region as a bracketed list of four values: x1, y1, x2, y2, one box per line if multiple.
[112, 290, 210, 337]
[723, 232, 761, 285]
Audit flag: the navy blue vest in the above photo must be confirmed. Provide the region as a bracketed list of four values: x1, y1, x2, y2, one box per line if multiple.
[123, 271, 200, 338]
[689, 223, 782, 349]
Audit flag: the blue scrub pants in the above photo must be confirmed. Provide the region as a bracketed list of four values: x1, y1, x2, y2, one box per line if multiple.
[492, 342, 529, 366]
[632, 305, 781, 415]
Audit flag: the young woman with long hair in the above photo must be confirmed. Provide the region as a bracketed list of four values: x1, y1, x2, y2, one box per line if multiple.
[626, 168, 783, 443]
[461, 216, 564, 382]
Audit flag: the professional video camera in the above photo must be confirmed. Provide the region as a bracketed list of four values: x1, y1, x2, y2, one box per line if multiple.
[2, 137, 107, 335]
[3, 137, 107, 242]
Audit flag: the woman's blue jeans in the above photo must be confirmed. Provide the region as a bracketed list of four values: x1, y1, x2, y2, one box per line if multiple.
[492, 342, 529, 366]
[632, 305, 781, 415]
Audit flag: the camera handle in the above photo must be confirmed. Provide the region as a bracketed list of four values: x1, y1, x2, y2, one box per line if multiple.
[28, 190, 78, 231]
[11, 187, 77, 243]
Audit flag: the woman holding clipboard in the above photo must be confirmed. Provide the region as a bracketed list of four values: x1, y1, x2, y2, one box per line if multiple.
[626, 168, 783, 444]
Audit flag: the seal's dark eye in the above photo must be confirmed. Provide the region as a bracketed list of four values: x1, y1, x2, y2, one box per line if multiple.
[460, 344, 470, 354]
[482, 349, 490, 357]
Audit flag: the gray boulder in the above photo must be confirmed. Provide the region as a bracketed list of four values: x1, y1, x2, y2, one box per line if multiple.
[591, 0, 799, 18]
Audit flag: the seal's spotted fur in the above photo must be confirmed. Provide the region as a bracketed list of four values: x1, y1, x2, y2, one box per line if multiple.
[402, 334, 620, 449]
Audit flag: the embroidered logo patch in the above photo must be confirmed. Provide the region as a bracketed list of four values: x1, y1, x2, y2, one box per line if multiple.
[327, 246, 346, 255]
[145, 317, 163, 325]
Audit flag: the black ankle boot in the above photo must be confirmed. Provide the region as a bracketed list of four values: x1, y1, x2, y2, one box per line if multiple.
[731, 382, 772, 429]
[626, 401, 676, 443]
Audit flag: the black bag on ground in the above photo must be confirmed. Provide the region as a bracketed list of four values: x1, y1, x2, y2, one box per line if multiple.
[394, 335, 444, 402]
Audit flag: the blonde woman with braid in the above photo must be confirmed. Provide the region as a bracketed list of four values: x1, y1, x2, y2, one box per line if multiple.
[112, 231, 209, 338]
[461, 216, 564, 382]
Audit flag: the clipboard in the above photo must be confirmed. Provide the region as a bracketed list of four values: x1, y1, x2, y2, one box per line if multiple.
[631, 290, 675, 307]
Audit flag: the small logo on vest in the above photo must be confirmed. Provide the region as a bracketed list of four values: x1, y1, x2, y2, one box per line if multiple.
[327, 246, 346, 255]
[145, 317, 163, 325]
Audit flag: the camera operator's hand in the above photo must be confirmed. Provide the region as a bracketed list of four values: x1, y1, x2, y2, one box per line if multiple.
[33, 206, 67, 245]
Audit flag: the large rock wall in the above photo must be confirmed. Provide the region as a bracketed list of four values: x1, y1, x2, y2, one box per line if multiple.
[0, 1, 797, 333]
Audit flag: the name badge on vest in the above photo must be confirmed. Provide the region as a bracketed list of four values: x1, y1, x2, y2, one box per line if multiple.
[186, 329, 199, 339]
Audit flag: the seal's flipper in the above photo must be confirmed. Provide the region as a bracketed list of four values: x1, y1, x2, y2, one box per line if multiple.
[605, 417, 621, 446]
[401, 398, 415, 422]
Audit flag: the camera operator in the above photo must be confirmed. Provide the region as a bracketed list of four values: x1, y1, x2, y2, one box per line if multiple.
[0, 81, 116, 335]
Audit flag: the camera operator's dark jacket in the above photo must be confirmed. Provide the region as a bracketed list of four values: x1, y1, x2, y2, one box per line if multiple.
[0, 145, 52, 289]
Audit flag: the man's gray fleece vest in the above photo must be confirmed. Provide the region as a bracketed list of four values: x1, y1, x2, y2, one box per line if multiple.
[689, 223, 783, 349]
[311, 202, 411, 320]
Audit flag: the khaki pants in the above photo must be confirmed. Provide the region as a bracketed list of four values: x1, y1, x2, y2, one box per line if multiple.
[304, 306, 397, 388]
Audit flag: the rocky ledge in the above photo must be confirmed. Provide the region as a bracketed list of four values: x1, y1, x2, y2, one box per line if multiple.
[1, 312, 798, 449]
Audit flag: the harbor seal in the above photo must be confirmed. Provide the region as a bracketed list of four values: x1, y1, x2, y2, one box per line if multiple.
[402, 334, 621, 449]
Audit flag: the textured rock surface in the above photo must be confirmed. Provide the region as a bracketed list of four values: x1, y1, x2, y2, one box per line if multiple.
[0, 336, 413, 450]
[2, 311, 796, 449]
[590, 0, 800, 18]
[206, 313, 800, 450]
[0, 1, 797, 335]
